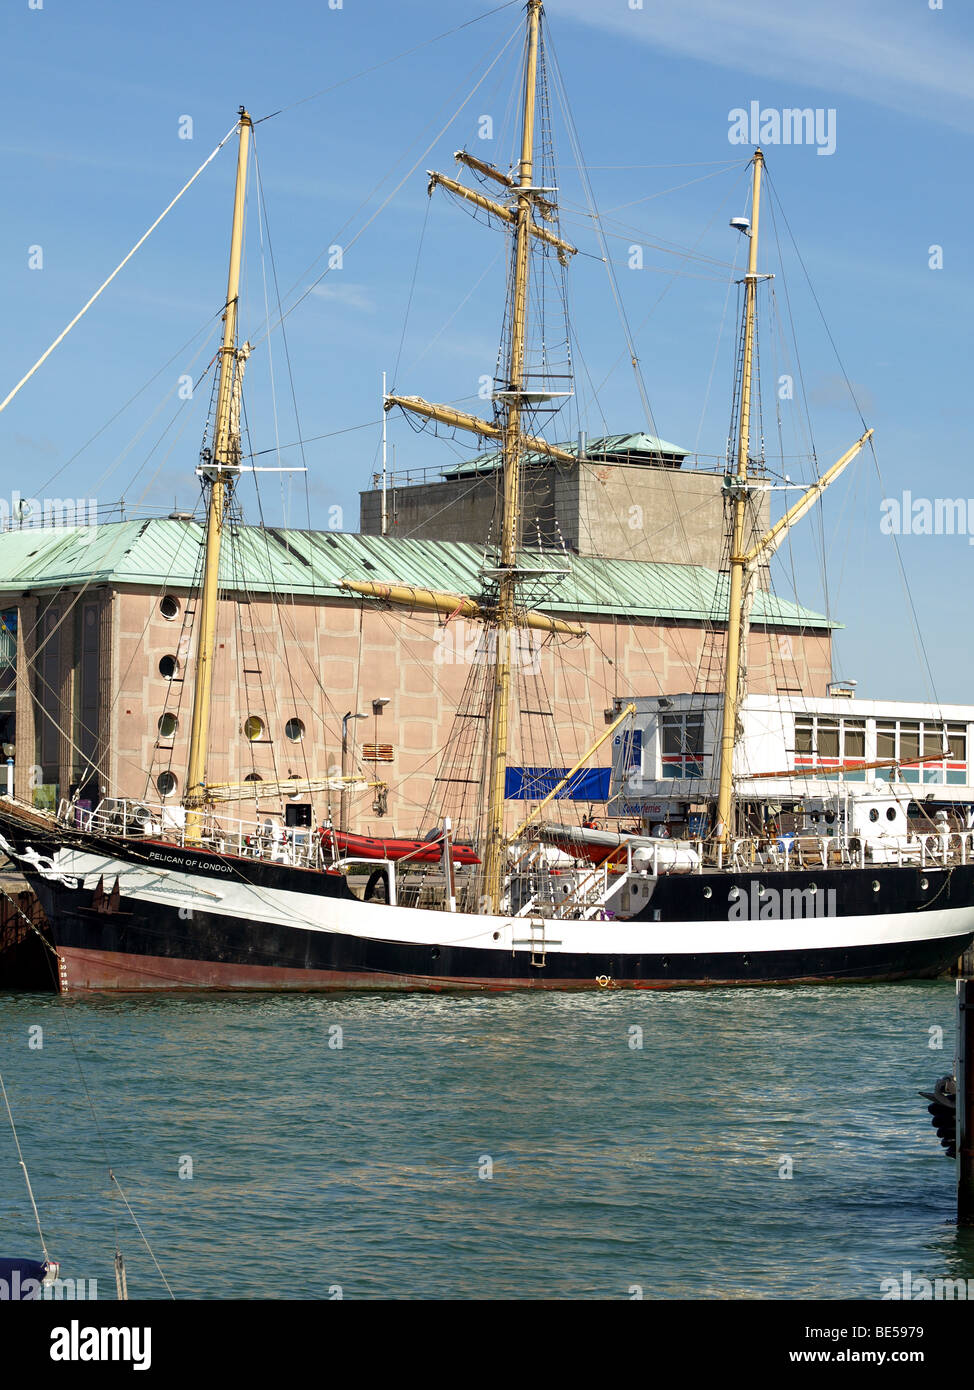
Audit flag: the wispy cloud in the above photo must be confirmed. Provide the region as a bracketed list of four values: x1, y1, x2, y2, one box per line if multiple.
[554, 0, 974, 133]
[309, 282, 376, 313]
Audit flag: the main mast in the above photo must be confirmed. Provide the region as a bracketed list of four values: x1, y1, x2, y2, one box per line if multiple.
[480, 0, 543, 911]
[184, 108, 252, 841]
[714, 148, 763, 845]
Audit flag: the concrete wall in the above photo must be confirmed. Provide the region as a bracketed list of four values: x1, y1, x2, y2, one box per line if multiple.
[361, 462, 770, 569]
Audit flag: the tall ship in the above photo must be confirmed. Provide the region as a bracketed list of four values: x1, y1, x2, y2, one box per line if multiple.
[1, 0, 972, 991]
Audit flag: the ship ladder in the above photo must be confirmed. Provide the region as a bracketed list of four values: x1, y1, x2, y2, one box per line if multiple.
[512, 918, 550, 968]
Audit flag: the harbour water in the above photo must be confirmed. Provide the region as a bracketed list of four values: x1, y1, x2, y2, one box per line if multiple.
[1, 982, 972, 1300]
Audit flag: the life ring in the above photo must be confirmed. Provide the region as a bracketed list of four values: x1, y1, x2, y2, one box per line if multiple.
[363, 868, 390, 904]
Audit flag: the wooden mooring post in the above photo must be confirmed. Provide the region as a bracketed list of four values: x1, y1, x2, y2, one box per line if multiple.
[958, 978, 974, 1226]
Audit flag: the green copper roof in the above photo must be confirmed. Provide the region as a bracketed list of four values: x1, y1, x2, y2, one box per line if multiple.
[0, 519, 836, 630]
[443, 430, 691, 478]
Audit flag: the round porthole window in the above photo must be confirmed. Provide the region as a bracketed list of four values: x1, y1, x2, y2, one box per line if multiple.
[872, 880, 881, 892]
[160, 595, 180, 621]
[159, 655, 179, 680]
[869, 808, 879, 822]
[157, 771, 177, 797]
[243, 716, 264, 742]
[703, 886, 712, 899]
[920, 877, 929, 890]
[285, 718, 305, 743]
[886, 807, 897, 821]
[158, 713, 178, 738]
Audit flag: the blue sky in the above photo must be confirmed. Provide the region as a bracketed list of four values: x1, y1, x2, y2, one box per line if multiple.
[1, 0, 972, 701]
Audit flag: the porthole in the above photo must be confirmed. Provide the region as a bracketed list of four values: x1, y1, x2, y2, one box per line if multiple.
[158, 713, 178, 738]
[755, 883, 764, 896]
[920, 877, 929, 890]
[869, 808, 879, 822]
[492, 931, 500, 941]
[285, 718, 305, 743]
[159, 595, 180, 621]
[243, 716, 264, 742]
[431, 947, 440, 959]
[156, 771, 177, 797]
[808, 883, 817, 893]
[728, 886, 740, 901]
[872, 880, 881, 893]
[159, 655, 179, 680]
[703, 886, 712, 899]
[825, 811, 835, 825]
[886, 807, 897, 821]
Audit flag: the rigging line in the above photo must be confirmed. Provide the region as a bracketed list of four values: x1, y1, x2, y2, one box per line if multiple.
[402, 247, 505, 378]
[581, 160, 753, 170]
[544, 33, 657, 435]
[868, 436, 942, 707]
[600, 162, 748, 215]
[693, 234, 742, 455]
[256, 0, 521, 120]
[252, 133, 310, 529]
[591, 163, 750, 403]
[246, 416, 383, 459]
[764, 170, 868, 432]
[0, 123, 238, 418]
[252, 22, 522, 347]
[392, 197, 432, 391]
[253, 141, 286, 510]
[28, 311, 223, 499]
[108, 1171, 175, 1299]
[0, 1068, 50, 1261]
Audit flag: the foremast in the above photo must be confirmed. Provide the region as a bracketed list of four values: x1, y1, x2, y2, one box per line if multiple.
[184, 108, 252, 842]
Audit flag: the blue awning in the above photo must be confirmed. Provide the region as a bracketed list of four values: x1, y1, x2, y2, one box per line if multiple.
[505, 766, 611, 801]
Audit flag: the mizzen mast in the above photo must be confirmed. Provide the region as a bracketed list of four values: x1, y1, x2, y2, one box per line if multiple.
[714, 148, 763, 847]
[184, 107, 252, 841]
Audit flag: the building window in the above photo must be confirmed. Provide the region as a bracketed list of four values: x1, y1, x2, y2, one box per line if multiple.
[793, 715, 865, 779]
[874, 719, 967, 784]
[157, 771, 177, 797]
[158, 713, 178, 738]
[159, 655, 179, 680]
[244, 772, 263, 782]
[243, 716, 265, 741]
[285, 718, 305, 743]
[660, 713, 704, 778]
[160, 595, 180, 621]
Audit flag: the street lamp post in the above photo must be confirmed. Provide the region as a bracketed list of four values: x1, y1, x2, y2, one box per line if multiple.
[340, 711, 367, 834]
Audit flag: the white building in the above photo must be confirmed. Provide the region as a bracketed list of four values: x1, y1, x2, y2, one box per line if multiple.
[609, 692, 974, 830]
